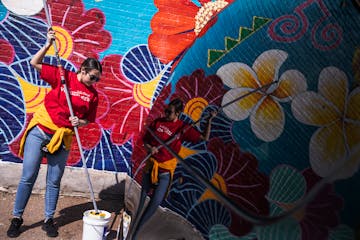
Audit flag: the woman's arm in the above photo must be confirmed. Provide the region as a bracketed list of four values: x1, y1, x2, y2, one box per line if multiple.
[142, 120, 159, 155]
[200, 110, 217, 141]
[30, 29, 55, 72]
[143, 142, 159, 155]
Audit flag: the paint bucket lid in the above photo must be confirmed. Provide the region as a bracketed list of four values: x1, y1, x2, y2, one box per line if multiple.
[82, 209, 111, 240]
[84, 210, 111, 220]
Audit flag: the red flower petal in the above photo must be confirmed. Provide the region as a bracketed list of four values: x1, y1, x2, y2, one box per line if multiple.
[37, 0, 111, 67]
[149, 32, 195, 64]
[172, 69, 226, 105]
[96, 55, 149, 145]
[154, 0, 199, 14]
[207, 138, 270, 236]
[0, 39, 14, 64]
[151, 11, 196, 34]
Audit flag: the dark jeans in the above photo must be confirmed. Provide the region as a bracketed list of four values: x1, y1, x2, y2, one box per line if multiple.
[132, 171, 170, 239]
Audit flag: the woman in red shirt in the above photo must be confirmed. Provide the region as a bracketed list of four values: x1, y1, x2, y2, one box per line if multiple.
[131, 98, 216, 239]
[7, 29, 102, 238]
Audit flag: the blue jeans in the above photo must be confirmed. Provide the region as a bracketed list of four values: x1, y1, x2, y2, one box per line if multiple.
[132, 171, 170, 239]
[13, 126, 69, 219]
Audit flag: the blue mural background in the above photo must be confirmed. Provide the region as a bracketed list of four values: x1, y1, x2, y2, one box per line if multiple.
[83, 0, 157, 58]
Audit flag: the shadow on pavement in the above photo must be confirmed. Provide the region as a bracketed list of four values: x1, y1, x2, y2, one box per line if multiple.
[20, 180, 126, 238]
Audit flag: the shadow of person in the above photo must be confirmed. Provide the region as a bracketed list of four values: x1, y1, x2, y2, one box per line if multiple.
[19, 201, 95, 233]
[20, 220, 43, 232]
[61, 180, 125, 219]
[21, 179, 126, 239]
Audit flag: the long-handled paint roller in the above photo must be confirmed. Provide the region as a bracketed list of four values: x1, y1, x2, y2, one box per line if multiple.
[42, 0, 99, 214]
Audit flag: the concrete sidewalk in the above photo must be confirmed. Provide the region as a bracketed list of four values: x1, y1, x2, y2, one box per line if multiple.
[0, 191, 124, 240]
[0, 162, 204, 240]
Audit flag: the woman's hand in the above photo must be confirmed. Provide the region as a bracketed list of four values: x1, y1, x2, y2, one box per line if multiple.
[46, 28, 55, 47]
[30, 28, 56, 71]
[200, 110, 218, 141]
[149, 146, 159, 155]
[69, 116, 88, 127]
[208, 110, 217, 121]
[144, 144, 159, 155]
[69, 116, 79, 127]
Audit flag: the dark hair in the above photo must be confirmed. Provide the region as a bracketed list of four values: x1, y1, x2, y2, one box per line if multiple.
[168, 98, 183, 113]
[80, 57, 102, 74]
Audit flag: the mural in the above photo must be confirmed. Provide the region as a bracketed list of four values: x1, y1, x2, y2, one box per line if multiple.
[0, 0, 359, 239]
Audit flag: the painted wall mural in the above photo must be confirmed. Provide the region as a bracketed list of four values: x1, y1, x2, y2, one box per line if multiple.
[0, 0, 359, 239]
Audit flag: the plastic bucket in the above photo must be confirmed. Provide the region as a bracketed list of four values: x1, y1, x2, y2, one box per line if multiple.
[82, 210, 111, 240]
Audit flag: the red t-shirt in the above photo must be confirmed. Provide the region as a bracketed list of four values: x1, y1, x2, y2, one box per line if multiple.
[40, 64, 99, 129]
[143, 117, 202, 163]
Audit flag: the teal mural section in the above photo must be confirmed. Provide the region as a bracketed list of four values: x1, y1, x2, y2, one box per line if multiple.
[133, 0, 360, 239]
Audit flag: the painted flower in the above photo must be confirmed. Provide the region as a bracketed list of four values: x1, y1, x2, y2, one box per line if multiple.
[204, 138, 270, 236]
[164, 137, 269, 237]
[0, 39, 14, 64]
[217, 49, 307, 142]
[171, 69, 226, 122]
[37, 0, 111, 66]
[95, 55, 149, 145]
[149, 0, 232, 64]
[264, 166, 343, 240]
[1, 40, 26, 162]
[95, 43, 173, 146]
[299, 169, 343, 240]
[291, 66, 360, 179]
[76, 129, 133, 173]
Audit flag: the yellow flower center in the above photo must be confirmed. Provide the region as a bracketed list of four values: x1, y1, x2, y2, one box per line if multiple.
[183, 97, 209, 122]
[133, 70, 164, 108]
[199, 173, 227, 202]
[46, 25, 73, 59]
[194, 0, 229, 35]
[17, 75, 50, 114]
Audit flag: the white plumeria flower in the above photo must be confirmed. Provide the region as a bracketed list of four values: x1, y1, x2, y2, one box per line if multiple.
[217, 49, 307, 142]
[292, 66, 360, 180]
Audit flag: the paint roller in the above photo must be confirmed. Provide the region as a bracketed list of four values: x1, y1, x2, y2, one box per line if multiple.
[42, 0, 99, 214]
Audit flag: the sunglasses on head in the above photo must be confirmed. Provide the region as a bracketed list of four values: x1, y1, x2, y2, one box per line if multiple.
[88, 73, 100, 82]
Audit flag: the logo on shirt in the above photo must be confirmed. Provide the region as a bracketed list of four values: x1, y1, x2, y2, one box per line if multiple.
[61, 87, 90, 102]
[157, 125, 173, 136]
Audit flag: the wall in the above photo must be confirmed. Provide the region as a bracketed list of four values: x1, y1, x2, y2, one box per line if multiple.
[0, 0, 359, 239]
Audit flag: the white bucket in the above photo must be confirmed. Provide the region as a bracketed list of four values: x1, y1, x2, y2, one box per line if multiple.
[82, 209, 111, 240]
